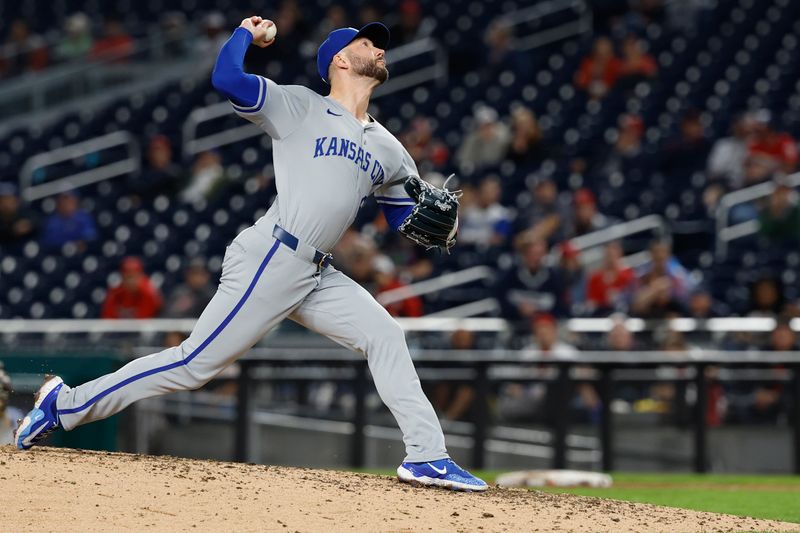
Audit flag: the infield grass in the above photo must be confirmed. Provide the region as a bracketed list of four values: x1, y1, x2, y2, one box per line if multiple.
[536, 473, 800, 524]
[361, 470, 800, 523]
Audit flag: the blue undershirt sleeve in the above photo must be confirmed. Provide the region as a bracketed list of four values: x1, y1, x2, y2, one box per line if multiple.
[211, 27, 262, 108]
[381, 204, 414, 231]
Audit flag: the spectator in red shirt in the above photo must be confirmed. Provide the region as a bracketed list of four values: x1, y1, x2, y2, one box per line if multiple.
[91, 18, 134, 62]
[574, 36, 621, 99]
[101, 257, 163, 319]
[618, 34, 657, 85]
[748, 110, 799, 174]
[0, 19, 48, 78]
[586, 241, 635, 315]
[374, 255, 424, 317]
[560, 188, 613, 240]
[401, 116, 449, 171]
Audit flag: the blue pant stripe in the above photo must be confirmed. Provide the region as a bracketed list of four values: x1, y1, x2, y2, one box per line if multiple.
[58, 239, 281, 416]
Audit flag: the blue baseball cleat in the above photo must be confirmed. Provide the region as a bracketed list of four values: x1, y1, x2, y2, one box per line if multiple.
[397, 458, 488, 492]
[15, 375, 64, 450]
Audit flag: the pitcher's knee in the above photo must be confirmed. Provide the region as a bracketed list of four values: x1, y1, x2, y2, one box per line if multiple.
[173, 340, 217, 390]
[365, 317, 408, 353]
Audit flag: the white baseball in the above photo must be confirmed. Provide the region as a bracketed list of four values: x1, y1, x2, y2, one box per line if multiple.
[264, 22, 277, 42]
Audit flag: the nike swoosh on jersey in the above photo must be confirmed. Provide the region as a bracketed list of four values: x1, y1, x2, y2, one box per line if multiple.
[427, 463, 447, 475]
[326, 109, 343, 117]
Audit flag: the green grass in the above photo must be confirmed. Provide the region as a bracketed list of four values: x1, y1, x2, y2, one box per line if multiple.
[357, 469, 800, 523]
[538, 473, 800, 524]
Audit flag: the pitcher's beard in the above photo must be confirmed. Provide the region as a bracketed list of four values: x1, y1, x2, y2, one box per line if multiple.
[351, 55, 389, 84]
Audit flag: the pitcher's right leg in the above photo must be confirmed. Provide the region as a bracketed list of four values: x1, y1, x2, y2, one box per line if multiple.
[53, 232, 316, 432]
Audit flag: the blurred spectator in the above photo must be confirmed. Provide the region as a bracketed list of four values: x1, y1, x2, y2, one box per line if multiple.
[0, 183, 38, 244]
[605, 317, 636, 351]
[334, 230, 378, 284]
[498, 237, 565, 323]
[373, 255, 424, 317]
[707, 113, 755, 190]
[0, 19, 48, 78]
[40, 190, 97, 250]
[514, 173, 564, 242]
[314, 5, 349, 44]
[359, 5, 384, 26]
[160, 12, 189, 58]
[661, 109, 711, 179]
[500, 314, 600, 424]
[631, 239, 696, 317]
[180, 151, 227, 204]
[55, 13, 93, 62]
[574, 36, 621, 99]
[757, 175, 800, 247]
[525, 313, 578, 356]
[458, 175, 513, 247]
[507, 107, 553, 168]
[401, 116, 449, 170]
[748, 110, 799, 174]
[596, 114, 645, 182]
[618, 34, 657, 87]
[557, 241, 586, 315]
[430, 329, 477, 422]
[748, 277, 784, 318]
[389, 0, 434, 45]
[585, 241, 636, 315]
[162, 259, 215, 318]
[482, 19, 524, 78]
[253, 0, 310, 64]
[196, 12, 229, 62]
[687, 287, 728, 319]
[0, 362, 22, 445]
[90, 18, 134, 62]
[727, 319, 793, 424]
[455, 106, 511, 173]
[101, 257, 163, 319]
[560, 188, 613, 240]
[131, 135, 184, 200]
[768, 319, 797, 351]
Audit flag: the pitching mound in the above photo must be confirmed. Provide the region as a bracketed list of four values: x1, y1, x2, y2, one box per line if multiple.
[1, 446, 797, 532]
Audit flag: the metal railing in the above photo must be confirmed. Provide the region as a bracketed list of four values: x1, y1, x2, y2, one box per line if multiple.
[222, 348, 800, 471]
[504, 0, 593, 51]
[547, 214, 669, 268]
[18, 131, 141, 201]
[182, 102, 263, 159]
[9, 315, 800, 337]
[715, 171, 800, 258]
[376, 265, 494, 306]
[0, 317, 508, 335]
[372, 37, 448, 97]
[0, 27, 207, 120]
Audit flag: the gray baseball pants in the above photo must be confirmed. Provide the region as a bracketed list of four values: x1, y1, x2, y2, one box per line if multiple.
[56, 223, 448, 463]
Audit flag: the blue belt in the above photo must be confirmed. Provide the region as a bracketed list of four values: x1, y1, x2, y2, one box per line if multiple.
[272, 224, 333, 270]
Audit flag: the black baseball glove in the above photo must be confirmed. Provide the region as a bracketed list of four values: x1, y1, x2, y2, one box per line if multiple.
[398, 174, 460, 251]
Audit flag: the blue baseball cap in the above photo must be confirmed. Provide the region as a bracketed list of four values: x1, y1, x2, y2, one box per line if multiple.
[317, 22, 390, 84]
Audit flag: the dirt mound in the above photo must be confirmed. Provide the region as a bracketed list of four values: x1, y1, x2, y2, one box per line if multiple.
[1, 446, 797, 532]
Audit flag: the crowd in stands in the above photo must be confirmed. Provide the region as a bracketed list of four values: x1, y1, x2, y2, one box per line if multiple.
[1, 0, 800, 428]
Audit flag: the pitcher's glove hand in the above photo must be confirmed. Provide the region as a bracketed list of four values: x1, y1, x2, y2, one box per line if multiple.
[399, 174, 460, 251]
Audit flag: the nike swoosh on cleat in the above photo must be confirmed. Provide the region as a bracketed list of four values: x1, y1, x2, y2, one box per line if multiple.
[326, 109, 343, 116]
[427, 463, 447, 475]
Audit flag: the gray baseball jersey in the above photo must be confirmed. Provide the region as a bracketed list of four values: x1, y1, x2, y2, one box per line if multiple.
[54, 76, 449, 464]
[240, 76, 418, 251]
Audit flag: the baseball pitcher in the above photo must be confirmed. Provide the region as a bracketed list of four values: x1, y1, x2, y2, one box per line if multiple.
[15, 16, 486, 491]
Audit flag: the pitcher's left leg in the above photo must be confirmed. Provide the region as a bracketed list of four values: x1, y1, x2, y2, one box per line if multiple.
[289, 268, 447, 463]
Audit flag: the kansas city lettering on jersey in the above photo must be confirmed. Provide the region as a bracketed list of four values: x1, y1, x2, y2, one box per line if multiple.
[312, 136, 385, 185]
